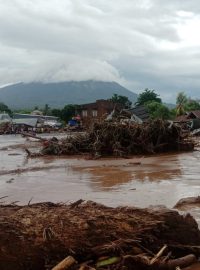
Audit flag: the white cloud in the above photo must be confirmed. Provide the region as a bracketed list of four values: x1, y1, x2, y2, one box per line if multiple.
[0, 0, 200, 102]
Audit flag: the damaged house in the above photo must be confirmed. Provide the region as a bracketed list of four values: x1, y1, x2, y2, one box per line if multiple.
[175, 110, 200, 130]
[76, 99, 121, 126]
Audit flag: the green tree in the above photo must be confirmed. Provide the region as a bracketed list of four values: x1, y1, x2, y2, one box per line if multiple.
[170, 108, 177, 119]
[110, 94, 132, 109]
[51, 108, 62, 118]
[175, 92, 200, 116]
[14, 109, 32, 114]
[146, 101, 171, 120]
[136, 89, 161, 106]
[176, 92, 188, 106]
[185, 99, 200, 111]
[0, 102, 11, 114]
[61, 104, 77, 122]
[43, 104, 51, 115]
[176, 92, 188, 116]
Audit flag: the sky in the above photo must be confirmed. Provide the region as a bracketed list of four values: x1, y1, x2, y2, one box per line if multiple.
[0, 0, 200, 102]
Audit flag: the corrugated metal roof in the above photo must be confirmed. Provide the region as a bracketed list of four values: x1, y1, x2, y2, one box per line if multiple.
[13, 118, 38, 127]
[0, 113, 12, 124]
[13, 113, 58, 120]
[0, 113, 11, 121]
[128, 106, 150, 121]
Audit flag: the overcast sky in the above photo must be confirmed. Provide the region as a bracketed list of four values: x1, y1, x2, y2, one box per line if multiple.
[1, 0, 200, 102]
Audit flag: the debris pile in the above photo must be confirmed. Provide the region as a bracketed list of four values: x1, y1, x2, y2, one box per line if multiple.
[26, 119, 194, 157]
[0, 201, 200, 270]
[0, 122, 12, 134]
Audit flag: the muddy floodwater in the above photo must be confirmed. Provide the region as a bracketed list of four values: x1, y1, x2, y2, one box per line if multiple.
[1, 134, 200, 225]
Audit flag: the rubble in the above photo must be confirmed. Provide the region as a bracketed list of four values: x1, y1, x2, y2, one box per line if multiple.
[0, 122, 12, 134]
[25, 119, 194, 157]
[192, 128, 200, 136]
[0, 201, 200, 270]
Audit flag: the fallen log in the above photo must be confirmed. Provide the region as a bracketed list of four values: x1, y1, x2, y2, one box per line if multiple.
[21, 132, 44, 140]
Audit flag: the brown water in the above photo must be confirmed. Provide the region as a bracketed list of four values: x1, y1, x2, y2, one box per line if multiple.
[1, 134, 200, 225]
[1, 134, 200, 270]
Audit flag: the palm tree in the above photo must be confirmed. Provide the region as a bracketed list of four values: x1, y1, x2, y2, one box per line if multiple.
[176, 92, 187, 116]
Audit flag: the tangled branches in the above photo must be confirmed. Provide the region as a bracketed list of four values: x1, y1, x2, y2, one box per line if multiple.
[27, 119, 194, 157]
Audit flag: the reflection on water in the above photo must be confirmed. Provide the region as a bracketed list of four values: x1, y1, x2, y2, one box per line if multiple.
[0, 135, 200, 217]
[77, 165, 182, 191]
[84, 167, 133, 190]
[73, 152, 183, 193]
[132, 169, 181, 182]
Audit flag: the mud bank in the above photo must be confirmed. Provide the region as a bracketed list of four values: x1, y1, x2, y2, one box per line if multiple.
[0, 201, 200, 270]
[174, 196, 200, 210]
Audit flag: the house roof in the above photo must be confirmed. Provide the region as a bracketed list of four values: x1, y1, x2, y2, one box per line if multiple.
[0, 113, 11, 123]
[31, 110, 43, 115]
[128, 105, 150, 121]
[175, 110, 200, 122]
[13, 113, 58, 121]
[188, 110, 200, 119]
[13, 118, 38, 127]
[175, 115, 189, 122]
[78, 99, 118, 110]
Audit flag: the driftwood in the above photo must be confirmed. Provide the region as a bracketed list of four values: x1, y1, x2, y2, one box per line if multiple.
[150, 245, 167, 265]
[25, 120, 194, 157]
[157, 254, 197, 269]
[52, 256, 77, 270]
[0, 201, 200, 270]
[123, 253, 197, 269]
[21, 132, 47, 141]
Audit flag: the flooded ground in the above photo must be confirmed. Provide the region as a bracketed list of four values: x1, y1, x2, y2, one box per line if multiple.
[1, 134, 200, 225]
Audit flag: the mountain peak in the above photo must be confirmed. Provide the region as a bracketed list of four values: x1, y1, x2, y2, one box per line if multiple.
[0, 80, 137, 109]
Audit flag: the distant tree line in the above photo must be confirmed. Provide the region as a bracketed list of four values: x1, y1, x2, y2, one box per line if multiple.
[0, 102, 11, 114]
[1, 89, 200, 122]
